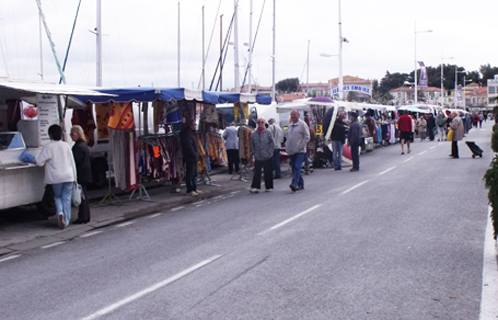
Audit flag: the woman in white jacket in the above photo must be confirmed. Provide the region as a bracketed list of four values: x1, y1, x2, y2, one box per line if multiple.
[36, 125, 77, 229]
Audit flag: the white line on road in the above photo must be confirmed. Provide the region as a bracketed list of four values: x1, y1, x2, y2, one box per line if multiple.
[418, 151, 427, 155]
[403, 157, 415, 163]
[81, 255, 222, 320]
[171, 206, 185, 212]
[267, 204, 322, 231]
[0, 254, 21, 263]
[41, 241, 65, 249]
[148, 213, 162, 219]
[430, 146, 436, 150]
[80, 231, 102, 238]
[230, 191, 241, 194]
[116, 221, 135, 228]
[479, 206, 498, 319]
[378, 166, 396, 175]
[341, 180, 369, 195]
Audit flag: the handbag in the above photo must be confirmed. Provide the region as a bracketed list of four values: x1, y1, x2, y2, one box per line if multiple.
[446, 129, 454, 141]
[71, 184, 82, 207]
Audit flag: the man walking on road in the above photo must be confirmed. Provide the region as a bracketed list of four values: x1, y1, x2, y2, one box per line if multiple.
[222, 122, 240, 175]
[398, 111, 413, 155]
[180, 119, 200, 196]
[347, 112, 362, 172]
[268, 118, 284, 179]
[287, 109, 310, 192]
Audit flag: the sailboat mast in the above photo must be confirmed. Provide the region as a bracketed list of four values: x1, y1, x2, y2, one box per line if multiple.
[233, 0, 240, 93]
[248, 0, 253, 93]
[96, 0, 102, 87]
[271, 0, 276, 102]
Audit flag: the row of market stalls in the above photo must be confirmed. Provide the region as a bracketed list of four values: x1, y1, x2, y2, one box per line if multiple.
[0, 79, 271, 211]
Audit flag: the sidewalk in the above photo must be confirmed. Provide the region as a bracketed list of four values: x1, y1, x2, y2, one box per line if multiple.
[0, 165, 282, 257]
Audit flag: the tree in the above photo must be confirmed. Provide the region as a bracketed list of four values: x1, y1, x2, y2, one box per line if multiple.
[480, 64, 498, 86]
[276, 78, 299, 93]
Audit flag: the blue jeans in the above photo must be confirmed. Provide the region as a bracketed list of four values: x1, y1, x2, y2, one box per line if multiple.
[185, 161, 198, 193]
[290, 153, 305, 188]
[272, 149, 281, 178]
[52, 182, 73, 227]
[332, 140, 343, 169]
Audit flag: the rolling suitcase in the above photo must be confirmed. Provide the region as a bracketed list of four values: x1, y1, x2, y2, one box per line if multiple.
[465, 141, 483, 158]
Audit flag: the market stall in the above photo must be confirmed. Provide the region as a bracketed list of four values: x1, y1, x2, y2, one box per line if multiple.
[0, 79, 114, 212]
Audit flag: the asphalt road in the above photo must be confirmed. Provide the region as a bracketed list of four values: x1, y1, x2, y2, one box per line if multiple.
[0, 123, 494, 320]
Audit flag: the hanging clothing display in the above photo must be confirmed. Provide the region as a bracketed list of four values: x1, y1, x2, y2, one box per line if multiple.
[238, 126, 253, 162]
[95, 103, 110, 139]
[109, 128, 137, 192]
[137, 134, 183, 182]
[205, 133, 226, 165]
[108, 102, 135, 130]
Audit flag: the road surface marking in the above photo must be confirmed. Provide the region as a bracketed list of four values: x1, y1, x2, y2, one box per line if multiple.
[418, 151, 427, 155]
[403, 157, 415, 163]
[230, 191, 241, 194]
[171, 206, 185, 212]
[341, 180, 369, 195]
[81, 255, 222, 320]
[430, 146, 436, 149]
[148, 213, 162, 219]
[378, 166, 396, 175]
[41, 241, 65, 249]
[116, 221, 135, 228]
[267, 204, 322, 231]
[479, 206, 498, 319]
[80, 231, 102, 238]
[0, 254, 21, 263]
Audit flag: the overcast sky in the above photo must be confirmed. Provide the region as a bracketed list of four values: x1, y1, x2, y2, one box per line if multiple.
[1, 0, 497, 90]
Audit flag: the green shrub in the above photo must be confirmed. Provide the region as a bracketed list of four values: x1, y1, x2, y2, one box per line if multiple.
[492, 125, 498, 153]
[484, 156, 498, 240]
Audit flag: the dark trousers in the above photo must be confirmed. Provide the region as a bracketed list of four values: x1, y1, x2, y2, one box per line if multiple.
[272, 149, 281, 178]
[428, 128, 435, 141]
[226, 149, 240, 174]
[185, 161, 198, 193]
[78, 183, 90, 222]
[351, 143, 360, 170]
[451, 141, 459, 158]
[251, 158, 273, 190]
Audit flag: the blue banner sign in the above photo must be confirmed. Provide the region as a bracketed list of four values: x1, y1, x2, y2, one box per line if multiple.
[332, 85, 371, 95]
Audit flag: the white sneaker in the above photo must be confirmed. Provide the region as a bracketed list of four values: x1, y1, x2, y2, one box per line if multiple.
[250, 188, 259, 193]
[187, 191, 198, 196]
[265, 188, 273, 192]
[195, 190, 203, 194]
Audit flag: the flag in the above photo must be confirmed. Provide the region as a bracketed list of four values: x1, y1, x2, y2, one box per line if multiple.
[418, 61, 428, 87]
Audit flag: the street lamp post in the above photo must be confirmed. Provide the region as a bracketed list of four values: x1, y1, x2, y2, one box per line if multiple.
[440, 53, 453, 106]
[455, 67, 465, 109]
[414, 22, 432, 104]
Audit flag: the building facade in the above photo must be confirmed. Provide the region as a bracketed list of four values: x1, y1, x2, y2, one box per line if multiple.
[487, 75, 498, 111]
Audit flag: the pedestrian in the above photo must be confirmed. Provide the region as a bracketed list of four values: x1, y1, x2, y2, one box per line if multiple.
[398, 111, 413, 154]
[70, 125, 92, 224]
[436, 112, 446, 141]
[347, 112, 362, 172]
[35, 124, 77, 229]
[330, 111, 347, 171]
[473, 113, 480, 128]
[222, 122, 240, 175]
[268, 118, 284, 179]
[180, 119, 201, 196]
[479, 113, 484, 128]
[286, 109, 310, 192]
[249, 118, 275, 193]
[426, 113, 435, 141]
[449, 112, 464, 159]
[417, 115, 427, 141]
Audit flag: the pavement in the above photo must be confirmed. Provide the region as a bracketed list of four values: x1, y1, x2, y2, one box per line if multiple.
[0, 163, 292, 258]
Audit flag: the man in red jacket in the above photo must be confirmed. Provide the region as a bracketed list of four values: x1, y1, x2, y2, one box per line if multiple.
[398, 111, 413, 155]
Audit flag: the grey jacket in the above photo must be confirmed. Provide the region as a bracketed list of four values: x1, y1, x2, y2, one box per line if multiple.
[269, 123, 284, 149]
[451, 116, 464, 141]
[250, 129, 275, 161]
[286, 120, 310, 155]
[222, 125, 239, 150]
